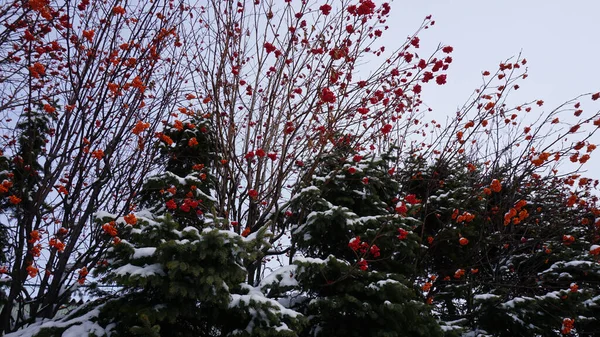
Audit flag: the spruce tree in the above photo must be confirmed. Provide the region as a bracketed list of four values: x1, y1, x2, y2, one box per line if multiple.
[262, 148, 443, 337]
[401, 157, 600, 337]
[21, 116, 303, 336]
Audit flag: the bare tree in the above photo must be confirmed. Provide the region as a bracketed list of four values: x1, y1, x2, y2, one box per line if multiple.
[179, 0, 454, 283]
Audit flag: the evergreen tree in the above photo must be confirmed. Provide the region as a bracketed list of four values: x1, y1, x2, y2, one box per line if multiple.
[20, 116, 303, 336]
[0, 103, 55, 324]
[263, 148, 443, 337]
[400, 157, 600, 337]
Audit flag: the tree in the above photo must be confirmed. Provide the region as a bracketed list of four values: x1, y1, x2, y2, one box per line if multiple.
[261, 149, 442, 337]
[0, 0, 211, 332]
[388, 56, 600, 336]
[0, 2, 453, 331]
[397, 156, 600, 336]
[11, 115, 303, 336]
[179, 0, 453, 284]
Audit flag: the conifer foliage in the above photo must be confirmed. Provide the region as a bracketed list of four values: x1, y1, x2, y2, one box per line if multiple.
[398, 157, 600, 336]
[262, 150, 443, 337]
[14, 116, 303, 336]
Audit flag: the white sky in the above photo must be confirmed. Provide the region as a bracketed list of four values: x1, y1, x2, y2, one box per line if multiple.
[384, 0, 600, 178]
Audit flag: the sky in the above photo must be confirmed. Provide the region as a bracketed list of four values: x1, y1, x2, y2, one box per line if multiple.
[383, 0, 600, 178]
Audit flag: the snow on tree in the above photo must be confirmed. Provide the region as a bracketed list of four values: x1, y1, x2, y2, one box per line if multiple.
[397, 154, 600, 336]
[262, 149, 443, 336]
[11, 116, 303, 336]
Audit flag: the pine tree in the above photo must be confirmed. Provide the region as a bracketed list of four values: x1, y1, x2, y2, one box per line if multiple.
[262, 148, 443, 337]
[21, 116, 303, 336]
[400, 156, 600, 337]
[0, 103, 56, 325]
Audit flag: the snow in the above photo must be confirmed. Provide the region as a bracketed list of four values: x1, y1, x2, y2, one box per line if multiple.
[274, 322, 290, 331]
[502, 289, 565, 309]
[541, 260, 594, 275]
[352, 189, 366, 197]
[162, 171, 187, 185]
[473, 294, 499, 301]
[113, 263, 165, 277]
[131, 247, 156, 259]
[205, 227, 244, 239]
[506, 313, 529, 327]
[427, 191, 451, 202]
[93, 210, 115, 220]
[460, 329, 493, 337]
[230, 285, 300, 318]
[502, 296, 533, 308]
[304, 211, 319, 224]
[130, 228, 143, 235]
[241, 228, 270, 242]
[288, 185, 320, 203]
[135, 208, 156, 219]
[346, 215, 381, 226]
[558, 272, 572, 279]
[536, 290, 561, 300]
[300, 186, 320, 193]
[62, 320, 105, 337]
[182, 226, 200, 236]
[367, 279, 402, 290]
[229, 284, 302, 333]
[290, 222, 306, 238]
[116, 239, 133, 248]
[294, 255, 345, 265]
[259, 265, 299, 288]
[439, 324, 462, 332]
[4, 304, 107, 337]
[134, 209, 162, 227]
[146, 172, 217, 202]
[302, 205, 359, 229]
[583, 295, 600, 307]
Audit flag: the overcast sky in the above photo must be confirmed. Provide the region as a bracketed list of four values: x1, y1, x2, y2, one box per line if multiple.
[383, 0, 600, 177]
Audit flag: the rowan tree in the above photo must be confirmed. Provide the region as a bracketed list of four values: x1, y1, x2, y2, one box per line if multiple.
[178, 0, 454, 284]
[391, 57, 600, 336]
[0, 0, 206, 332]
